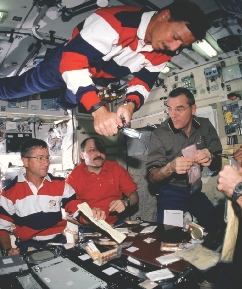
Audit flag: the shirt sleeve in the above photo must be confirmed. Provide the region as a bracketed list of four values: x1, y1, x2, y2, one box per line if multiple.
[117, 164, 137, 196]
[125, 71, 160, 109]
[61, 183, 80, 219]
[59, 12, 120, 111]
[59, 9, 170, 111]
[0, 192, 14, 237]
[146, 130, 168, 171]
[65, 167, 79, 193]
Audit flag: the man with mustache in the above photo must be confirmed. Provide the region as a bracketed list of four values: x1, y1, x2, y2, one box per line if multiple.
[146, 87, 222, 231]
[66, 137, 138, 225]
[0, 1, 208, 136]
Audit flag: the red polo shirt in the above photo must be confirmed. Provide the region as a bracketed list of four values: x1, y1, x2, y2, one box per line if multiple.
[66, 160, 137, 224]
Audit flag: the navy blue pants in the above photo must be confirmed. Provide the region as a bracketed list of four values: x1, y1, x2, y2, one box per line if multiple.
[18, 234, 67, 254]
[0, 42, 96, 110]
[157, 184, 214, 231]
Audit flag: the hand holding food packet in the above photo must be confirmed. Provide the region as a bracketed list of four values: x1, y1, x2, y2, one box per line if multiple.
[182, 144, 202, 194]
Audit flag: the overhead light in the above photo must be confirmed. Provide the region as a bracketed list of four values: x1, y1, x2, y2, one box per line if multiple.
[0, 11, 8, 24]
[96, 0, 109, 7]
[196, 39, 217, 57]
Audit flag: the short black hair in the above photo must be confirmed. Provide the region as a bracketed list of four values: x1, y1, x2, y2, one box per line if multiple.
[80, 137, 106, 154]
[20, 138, 48, 158]
[159, 0, 208, 40]
[168, 87, 195, 106]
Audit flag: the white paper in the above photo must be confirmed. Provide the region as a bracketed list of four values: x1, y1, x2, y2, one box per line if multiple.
[143, 238, 156, 243]
[78, 254, 91, 261]
[126, 246, 139, 252]
[102, 267, 119, 275]
[127, 256, 141, 266]
[65, 231, 75, 244]
[140, 222, 149, 226]
[139, 280, 158, 289]
[156, 254, 180, 265]
[77, 202, 126, 243]
[115, 227, 129, 234]
[63, 243, 74, 249]
[146, 268, 174, 281]
[140, 226, 157, 234]
[2, 258, 13, 264]
[163, 210, 183, 227]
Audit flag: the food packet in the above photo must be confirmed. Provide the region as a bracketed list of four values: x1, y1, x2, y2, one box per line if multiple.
[97, 247, 122, 265]
[160, 242, 181, 252]
[80, 240, 100, 260]
[182, 144, 202, 194]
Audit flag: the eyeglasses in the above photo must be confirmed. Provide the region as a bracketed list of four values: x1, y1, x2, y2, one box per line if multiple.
[165, 106, 191, 115]
[26, 156, 51, 163]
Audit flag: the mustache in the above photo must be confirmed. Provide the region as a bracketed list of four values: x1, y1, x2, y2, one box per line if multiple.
[158, 49, 177, 56]
[93, 156, 105, 161]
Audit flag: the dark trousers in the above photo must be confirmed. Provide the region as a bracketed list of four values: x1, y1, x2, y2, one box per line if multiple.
[157, 184, 214, 231]
[18, 234, 67, 254]
[0, 43, 95, 110]
[214, 216, 242, 289]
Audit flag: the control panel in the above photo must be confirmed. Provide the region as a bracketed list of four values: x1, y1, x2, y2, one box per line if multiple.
[204, 64, 220, 80]
[0, 95, 66, 119]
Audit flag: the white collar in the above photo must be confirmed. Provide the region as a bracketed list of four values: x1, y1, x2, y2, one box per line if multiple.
[18, 167, 51, 183]
[137, 11, 157, 46]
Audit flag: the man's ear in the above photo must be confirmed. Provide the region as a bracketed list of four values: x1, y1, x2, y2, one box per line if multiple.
[22, 157, 28, 167]
[80, 151, 84, 160]
[157, 9, 171, 21]
[192, 104, 197, 115]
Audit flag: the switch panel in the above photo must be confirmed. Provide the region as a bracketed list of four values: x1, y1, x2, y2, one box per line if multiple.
[204, 64, 220, 80]
[181, 75, 194, 92]
[41, 98, 60, 111]
[8, 97, 28, 109]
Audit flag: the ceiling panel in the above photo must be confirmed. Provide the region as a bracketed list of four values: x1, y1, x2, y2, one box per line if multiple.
[0, 0, 241, 78]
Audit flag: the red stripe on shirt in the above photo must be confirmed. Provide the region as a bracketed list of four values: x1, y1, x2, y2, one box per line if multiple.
[90, 67, 116, 79]
[80, 91, 101, 110]
[141, 51, 172, 66]
[59, 52, 89, 74]
[129, 77, 151, 92]
[71, 27, 80, 39]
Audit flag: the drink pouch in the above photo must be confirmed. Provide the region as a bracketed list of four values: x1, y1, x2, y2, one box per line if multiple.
[182, 144, 202, 194]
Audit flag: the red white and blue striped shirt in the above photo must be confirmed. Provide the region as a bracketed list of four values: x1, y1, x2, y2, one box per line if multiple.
[60, 5, 172, 110]
[0, 168, 78, 241]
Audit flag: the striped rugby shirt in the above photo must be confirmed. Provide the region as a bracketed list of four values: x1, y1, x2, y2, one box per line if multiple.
[0, 168, 78, 242]
[0, 6, 172, 110]
[60, 5, 172, 110]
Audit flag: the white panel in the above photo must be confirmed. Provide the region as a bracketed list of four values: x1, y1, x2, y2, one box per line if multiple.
[195, 106, 219, 135]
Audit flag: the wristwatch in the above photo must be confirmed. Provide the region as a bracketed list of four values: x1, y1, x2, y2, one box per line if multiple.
[123, 99, 139, 112]
[232, 182, 242, 201]
[123, 197, 130, 207]
[88, 101, 106, 114]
